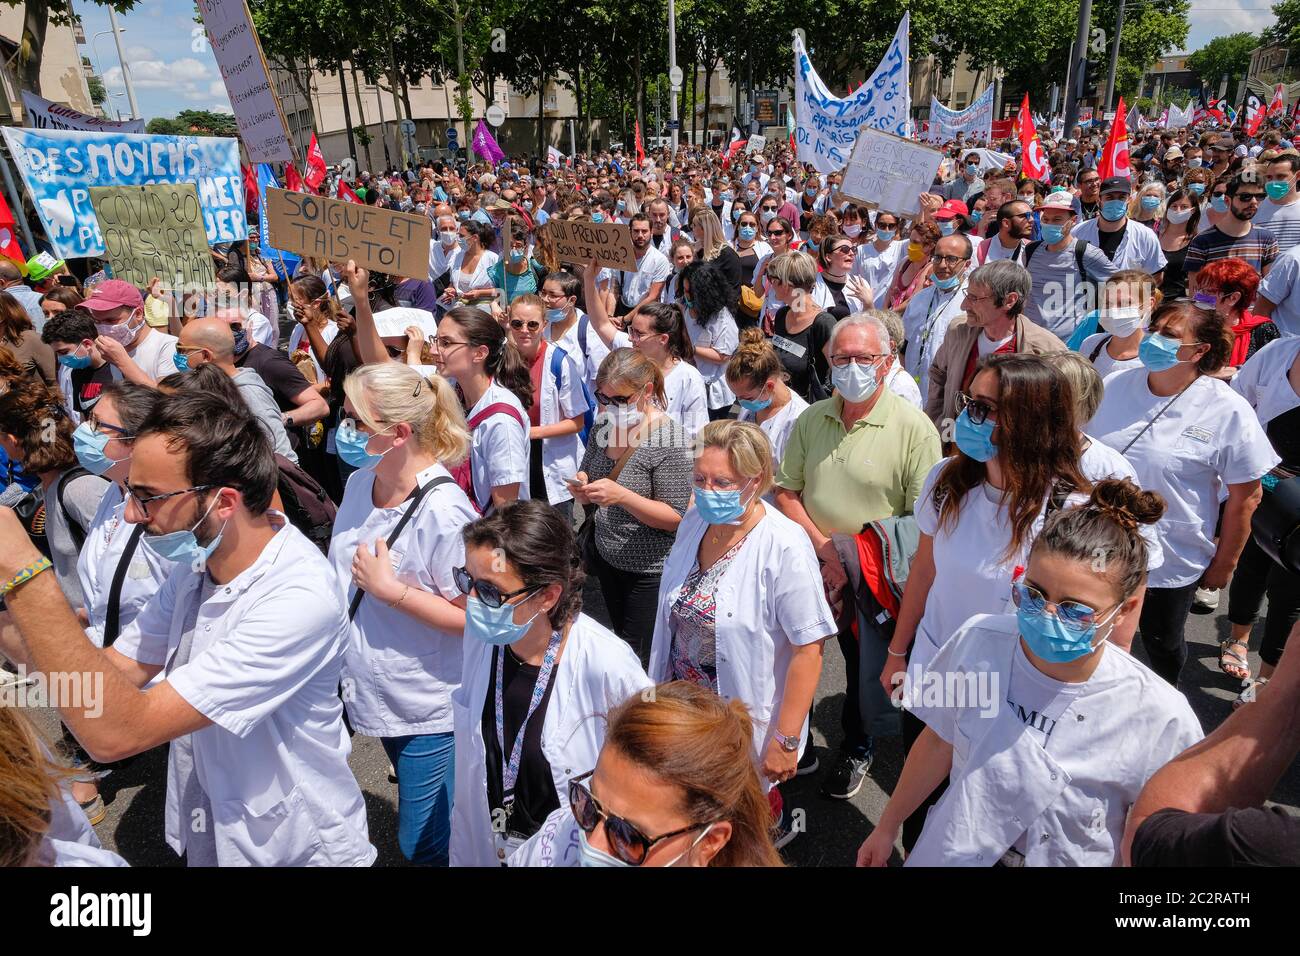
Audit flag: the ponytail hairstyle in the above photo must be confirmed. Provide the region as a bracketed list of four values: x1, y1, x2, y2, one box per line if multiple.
[462, 499, 584, 630]
[443, 305, 534, 410]
[290, 273, 344, 326]
[603, 681, 784, 867]
[637, 302, 694, 361]
[1032, 478, 1166, 600]
[726, 326, 787, 393]
[344, 362, 470, 466]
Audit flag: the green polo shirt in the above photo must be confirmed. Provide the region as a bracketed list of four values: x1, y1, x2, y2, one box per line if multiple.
[776, 389, 941, 536]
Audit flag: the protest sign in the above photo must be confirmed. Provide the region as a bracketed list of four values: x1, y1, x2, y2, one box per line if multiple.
[793, 13, 910, 172]
[372, 307, 438, 339]
[0, 127, 246, 261]
[21, 92, 145, 133]
[197, 0, 294, 163]
[547, 218, 638, 271]
[926, 85, 995, 142]
[90, 184, 216, 290]
[265, 187, 431, 277]
[746, 134, 767, 155]
[839, 127, 943, 218]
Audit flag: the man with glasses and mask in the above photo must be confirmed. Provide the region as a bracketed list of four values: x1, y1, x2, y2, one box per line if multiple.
[81, 279, 178, 386]
[0, 390, 375, 866]
[900, 233, 973, 398]
[776, 312, 940, 803]
[1185, 172, 1280, 292]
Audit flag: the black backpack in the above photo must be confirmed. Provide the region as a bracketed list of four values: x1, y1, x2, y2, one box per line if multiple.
[274, 454, 336, 554]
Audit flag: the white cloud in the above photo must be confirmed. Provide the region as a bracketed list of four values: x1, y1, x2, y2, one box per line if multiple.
[1186, 2, 1276, 51]
[125, 44, 155, 61]
[207, 80, 229, 99]
[104, 57, 223, 104]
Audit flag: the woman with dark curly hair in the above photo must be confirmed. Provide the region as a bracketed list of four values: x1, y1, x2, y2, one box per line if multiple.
[680, 259, 739, 420]
[448, 499, 651, 866]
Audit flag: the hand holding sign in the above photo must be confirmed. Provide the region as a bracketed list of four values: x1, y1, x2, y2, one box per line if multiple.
[343, 259, 370, 299]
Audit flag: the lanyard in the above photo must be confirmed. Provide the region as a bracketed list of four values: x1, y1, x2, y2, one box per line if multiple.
[494, 628, 563, 813]
[919, 285, 959, 355]
[1121, 380, 1194, 455]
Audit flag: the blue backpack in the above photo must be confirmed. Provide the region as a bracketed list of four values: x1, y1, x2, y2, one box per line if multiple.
[548, 343, 595, 444]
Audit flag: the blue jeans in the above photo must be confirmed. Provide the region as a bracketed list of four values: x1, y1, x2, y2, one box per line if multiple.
[381, 732, 455, 866]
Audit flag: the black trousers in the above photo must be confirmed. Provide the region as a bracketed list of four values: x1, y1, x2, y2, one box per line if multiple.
[836, 627, 873, 754]
[588, 545, 661, 669]
[1227, 536, 1300, 668]
[1137, 581, 1200, 686]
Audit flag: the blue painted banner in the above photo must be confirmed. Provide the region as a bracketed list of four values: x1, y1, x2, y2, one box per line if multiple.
[0, 127, 247, 260]
[255, 163, 301, 281]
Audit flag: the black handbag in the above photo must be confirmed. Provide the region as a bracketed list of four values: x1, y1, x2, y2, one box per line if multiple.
[1251, 473, 1300, 575]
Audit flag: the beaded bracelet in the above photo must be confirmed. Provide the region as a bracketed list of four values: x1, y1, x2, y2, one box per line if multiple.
[0, 556, 53, 597]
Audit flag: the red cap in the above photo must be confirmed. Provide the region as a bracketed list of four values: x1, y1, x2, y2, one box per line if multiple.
[935, 199, 969, 220]
[81, 279, 143, 313]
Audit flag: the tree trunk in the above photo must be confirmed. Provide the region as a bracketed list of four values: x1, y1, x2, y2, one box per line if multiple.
[339, 63, 358, 165]
[399, 71, 414, 122]
[349, 62, 375, 171]
[18, 0, 49, 99]
[704, 62, 715, 147]
[574, 60, 587, 158]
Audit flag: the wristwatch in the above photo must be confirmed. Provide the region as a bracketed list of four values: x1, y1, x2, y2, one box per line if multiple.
[773, 729, 800, 753]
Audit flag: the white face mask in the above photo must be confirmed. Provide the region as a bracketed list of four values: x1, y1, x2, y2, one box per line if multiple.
[843, 224, 862, 238]
[1164, 207, 1193, 225]
[440, 229, 459, 246]
[1099, 306, 1144, 338]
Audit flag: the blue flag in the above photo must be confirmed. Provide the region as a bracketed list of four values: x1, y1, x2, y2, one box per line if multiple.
[256, 164, 301, 281]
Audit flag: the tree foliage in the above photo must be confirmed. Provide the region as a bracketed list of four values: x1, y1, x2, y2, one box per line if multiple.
[146, 109, 239, 137]
[1186, 32, 1259, 91]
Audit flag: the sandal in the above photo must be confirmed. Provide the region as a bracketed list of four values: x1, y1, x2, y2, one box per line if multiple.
[1234, 677, 1269, 710]
[1219, 640, 1250, 681]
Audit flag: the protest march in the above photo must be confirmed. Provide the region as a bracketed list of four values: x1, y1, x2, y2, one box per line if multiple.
[0, 0, 1298, 915]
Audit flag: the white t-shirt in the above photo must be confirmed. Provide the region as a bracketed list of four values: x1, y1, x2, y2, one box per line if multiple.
[119, 328, 178, 382]
[1080, 332, 1143, 379]
[977, 331, 1013, 356]
[685, 306, 739, 409]
[450, 248, 501, 300]
[852, 240, 905, 308]
[1257, 244, 1300, 336]
[738, 391, 810, 474]
[885, 362, 923, 408]
[1088, 369, 1280, 587]
[247, 310, 276, 349]
[1252, 197, 1300, 254]
[329, 463, 478, 737]
[1072, 218, 1168, 274]
[467, 379, 531, 511]
[619, 246, 673, 308]
[288, 320, 339, 380]
[429, 234, 459, 281]
[662, 359, 709, 435]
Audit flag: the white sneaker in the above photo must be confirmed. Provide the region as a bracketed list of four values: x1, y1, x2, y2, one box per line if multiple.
[1192, 587, 1219, 613]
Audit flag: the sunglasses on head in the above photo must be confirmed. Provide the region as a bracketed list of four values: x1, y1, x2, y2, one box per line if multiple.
[453, 566, 541, 609]
[509, 318, 542, 331]
[568, 770, 710, 866]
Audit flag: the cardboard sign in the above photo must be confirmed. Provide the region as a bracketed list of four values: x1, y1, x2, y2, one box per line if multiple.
[839, 127, 943, 218]
[266, 188, 431, 278]
[372, 307, 437, 339]
[547, 218, 637, 272]
[90, 184, 216, 290]
[746, 134, 767, 154]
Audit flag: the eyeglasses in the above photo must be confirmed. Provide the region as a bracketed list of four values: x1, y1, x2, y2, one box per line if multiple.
[433, 337, 469, 351]
[88, 415, 133, 439]
[123, 481, 216, 520]
[453, 566, 542, 609]
[509, 318, 543, 332]
[829, 353, 887, 369]
[955, 391, 996, 425]
[931, 254, 970, 267]
[964, 292, 995, 304]
[594, 390, 636, 407]
[568, 770, 710, 866]
[1012, 580, 1120, 633]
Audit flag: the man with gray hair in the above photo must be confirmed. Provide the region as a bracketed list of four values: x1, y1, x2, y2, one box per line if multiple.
[776, 311, 941, 800]
[925, 258, 1065, 427]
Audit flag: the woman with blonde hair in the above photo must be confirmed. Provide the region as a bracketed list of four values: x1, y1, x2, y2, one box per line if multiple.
[688, 205, 745, 311]
[649, 419, 834, 846]
[328, 360, 479, 865]
[511, 681, 785, 866]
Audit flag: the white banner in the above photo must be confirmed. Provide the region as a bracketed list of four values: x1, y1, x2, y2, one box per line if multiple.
[925, 85, 994, 143]
[21, 92, 145, 133]
[1168, 103, 1193, 128]
[547, 145, 564, 167]
[793, 13, 910, 172]
[197, 0, 293, 163]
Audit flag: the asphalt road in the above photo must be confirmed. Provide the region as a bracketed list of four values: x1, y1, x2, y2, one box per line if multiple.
[26, 582, 1300, 867]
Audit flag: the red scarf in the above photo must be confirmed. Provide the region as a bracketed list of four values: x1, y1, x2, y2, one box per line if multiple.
[1230, 310, 1270, 367]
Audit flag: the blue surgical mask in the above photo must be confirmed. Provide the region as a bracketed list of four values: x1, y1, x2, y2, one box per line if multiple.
[142, 493, 225, 566]
[510, 249, 525, 264]
[58, 344, 92, 369]
[721, 191, 734, 202]
[545, 307, 567, 323]
[465, 593, 542, 646]
[938, 220, 957, 236]
[954, 408, 997, 462]
[693, 479, 753, 526]
[578, 829, 629, 867]
[1140, 195, 1162, 211]
[172, 351, 192, 373]
[966, 163, 979, 177]
[738, 387, 772, 413]
[805, 186, 818, 196]
[1138, 331, 1184, 372]
[933, 273, 961, 291]
[1040, 223, 1066, 244]
[616, 199, 626, 211]
[1101, 199, 1128, 221]
[458, 210, 471, 220]
[592, 212, 605, 223]
[1017, 604, 1103, 663]
[738, 225, 757, 241]
[1211, 194, 1229, 213]
[969, 211, 983, 225]
[336, 423, 391, 469]
[1188, 158, 1204, 169]
[72, 421, 123, 476]
[876, 228, 895, 242]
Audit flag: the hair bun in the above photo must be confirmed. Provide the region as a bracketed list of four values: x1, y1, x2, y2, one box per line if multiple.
[1087, 478, 1166, 529]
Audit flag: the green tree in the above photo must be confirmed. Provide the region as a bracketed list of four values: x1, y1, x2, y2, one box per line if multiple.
[147, 109, 238, 137]
[86, 75, 106, 106]
[1265, 0, 1300, 49]
[1186, 32, 1258, 92]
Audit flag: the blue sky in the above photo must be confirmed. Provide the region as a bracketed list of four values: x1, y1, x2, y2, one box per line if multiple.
[77, 0, 1277, 121]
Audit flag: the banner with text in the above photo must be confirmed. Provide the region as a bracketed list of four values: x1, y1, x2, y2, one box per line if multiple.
[793, 12, 911, 173]
[0, 127, 246, 261]
[925, 85, 994, 143]
[197, 0, 294, 163]
[90, 184, 217, 290]
[265, 187, 431, 277]
[21, 92, 145, 133]
[839, 127, 943, 219]
[547, 218, 637, 272]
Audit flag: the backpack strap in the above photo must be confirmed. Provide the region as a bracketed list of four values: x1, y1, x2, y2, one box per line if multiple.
[1088, 334, 1112, 363]
[1023, 240, 1041, 266]
[577, 314, 590, 363]
[348, 476, 453, 620]
[549, 345, 595, 443]
[976, 236, 992, 265]
[103, 524, 145, 648]
[54, 466, 92, 552]
[1073, 239, 1088, 280]
[467, 401, 526, 431]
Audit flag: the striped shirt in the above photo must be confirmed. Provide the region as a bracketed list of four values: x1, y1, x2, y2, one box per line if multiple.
[1184, 225, 1279, 277]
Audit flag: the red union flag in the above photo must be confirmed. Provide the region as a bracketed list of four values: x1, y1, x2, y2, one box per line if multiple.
[305, 133, 327, 192]
[1269, 83, 1286, 117]
[1098, 97, 1131, 180]
[1018, 94, 1049, 182]
[1245, 94, 1266, 136]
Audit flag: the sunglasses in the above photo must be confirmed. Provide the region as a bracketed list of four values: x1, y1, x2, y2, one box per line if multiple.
[594, 390, 636, 406]
[569, 770, 709, 865]
[955, 391, 996, 425]
[829, 244, 855, 256]
[767, 228, 789, 236]
[1012, 580, 1120, 633]
[452, 566, 542, 609]
[509, 318, 543, 332]
[1236, 193, 1266, 202]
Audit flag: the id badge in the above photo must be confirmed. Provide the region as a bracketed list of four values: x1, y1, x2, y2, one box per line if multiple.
[494, 830, 525, 865]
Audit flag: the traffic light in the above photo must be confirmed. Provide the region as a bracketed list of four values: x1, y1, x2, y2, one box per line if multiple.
[1080, 59, 1097, 100]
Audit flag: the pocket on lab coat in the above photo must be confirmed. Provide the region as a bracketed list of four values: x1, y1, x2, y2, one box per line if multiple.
[372, 650, 453, 727]
[213, 786, 324, 866]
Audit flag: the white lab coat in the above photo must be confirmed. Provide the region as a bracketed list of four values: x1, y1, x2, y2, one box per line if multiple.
[906, 613, 1203, 867]
[535, 342, 589, 504]
[1232, 335, 1300, 428]
[811, 275, 865, 315]
[648, 506, 836, 766]
[449, 613, 651, 866]
[901, 280, 968, 398]
[113, 519, 376, 867]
